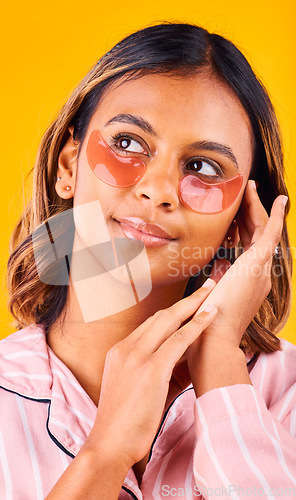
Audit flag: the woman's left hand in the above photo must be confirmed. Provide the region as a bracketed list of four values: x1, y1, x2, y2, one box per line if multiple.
[185, 181, 288, 396]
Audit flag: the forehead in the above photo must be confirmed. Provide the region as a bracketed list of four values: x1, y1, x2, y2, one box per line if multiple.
[88, 72, 254, 164]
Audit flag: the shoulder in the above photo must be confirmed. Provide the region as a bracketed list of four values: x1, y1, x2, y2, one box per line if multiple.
[0, 324, 52, 399]
[0, 323, 47, 363]
[0, 324, 46, 349]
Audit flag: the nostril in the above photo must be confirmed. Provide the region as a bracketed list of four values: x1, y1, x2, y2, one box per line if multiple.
[140, 192, 171, 207]
[135, 178, 179, 210]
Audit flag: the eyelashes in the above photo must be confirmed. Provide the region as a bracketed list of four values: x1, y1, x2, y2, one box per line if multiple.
[185, 158, 225, 179]
[109, 132, 225, 179]
[110, 133, 149, 156]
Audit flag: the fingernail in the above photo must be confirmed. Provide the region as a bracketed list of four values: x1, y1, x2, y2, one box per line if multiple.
[203, 303, 217, 313]
[201, 278, 216, 288]
[282, 196, 288, 208]
[250, 180, 257, 191]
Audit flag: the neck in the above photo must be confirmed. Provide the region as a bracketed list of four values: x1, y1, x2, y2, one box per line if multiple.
[47, 276, 189, 405]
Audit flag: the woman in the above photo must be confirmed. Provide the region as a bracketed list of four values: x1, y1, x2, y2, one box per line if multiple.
[2, 22, 296, 499]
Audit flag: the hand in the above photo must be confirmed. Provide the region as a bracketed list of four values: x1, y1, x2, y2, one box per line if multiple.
[81, 283, 217, 469]
[186, 182, 287, 395]
[194, 182, 286, 348]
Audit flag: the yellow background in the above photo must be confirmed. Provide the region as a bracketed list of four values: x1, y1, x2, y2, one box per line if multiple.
[0, 0, 295, 342]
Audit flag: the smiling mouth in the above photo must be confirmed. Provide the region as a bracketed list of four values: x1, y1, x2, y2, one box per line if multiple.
[114, 218, 176, 247]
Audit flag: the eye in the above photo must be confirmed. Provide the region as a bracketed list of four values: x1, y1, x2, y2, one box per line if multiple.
[111, 134, 147, 155]
[185, 159, 222, 180]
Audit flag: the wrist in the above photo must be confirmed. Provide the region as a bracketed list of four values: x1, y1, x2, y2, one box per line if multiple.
[45, 440, 131, 499]
[81, 437, 132, 479]
[199, 335, 243, 354]
[188, 334, 251, 398]
[188, 332, 244, 366]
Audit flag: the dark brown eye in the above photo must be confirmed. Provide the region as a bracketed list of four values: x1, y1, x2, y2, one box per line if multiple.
[119, 138, 130, 149]
[186, 159, 219, 177]
[116, 137, 145, 154]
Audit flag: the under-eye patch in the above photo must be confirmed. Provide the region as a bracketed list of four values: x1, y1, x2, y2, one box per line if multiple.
[86, 129, 146, 187]
[179, 173, 243, 214]
[86, 129, 243, 214]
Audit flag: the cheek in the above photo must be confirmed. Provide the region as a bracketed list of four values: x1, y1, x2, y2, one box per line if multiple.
[177, 210, 236, 267]
[72, 157, 115, 250]
[183, 180, 247, 259]
[74, 148, 122, 211]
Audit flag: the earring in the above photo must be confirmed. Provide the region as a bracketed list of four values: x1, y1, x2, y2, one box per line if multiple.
[57, 176, 61, 182]
[227, 235, 232, 242]
[66, 186, 71, 191]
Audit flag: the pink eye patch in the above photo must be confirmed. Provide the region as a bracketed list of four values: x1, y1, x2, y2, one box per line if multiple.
[179, 173, 243, 214]
[86, 129, 243, 214]
[86, 129, 146, 187]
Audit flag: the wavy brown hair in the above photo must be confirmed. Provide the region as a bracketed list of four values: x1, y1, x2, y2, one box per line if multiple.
[7, 22, 292, 355]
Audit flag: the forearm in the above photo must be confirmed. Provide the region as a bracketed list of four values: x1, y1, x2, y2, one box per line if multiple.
[45, 443, 130, 500]
[188, 336, 251, 398]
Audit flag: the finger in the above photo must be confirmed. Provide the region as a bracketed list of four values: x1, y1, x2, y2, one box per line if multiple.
[247, 195, 287, 264]
[210, 259, 232, 283]
[243, 181, 269, 227]
[239, 181, 269, 249]
[125, 278, 216, 351]
[154, 305, 218, 372]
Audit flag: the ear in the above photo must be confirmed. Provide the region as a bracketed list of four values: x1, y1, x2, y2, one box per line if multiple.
[222, 219, 240, 249]
[55, 126, 79, 200]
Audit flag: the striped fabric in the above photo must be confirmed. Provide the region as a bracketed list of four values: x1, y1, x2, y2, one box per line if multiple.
[0, 325, 295, 499]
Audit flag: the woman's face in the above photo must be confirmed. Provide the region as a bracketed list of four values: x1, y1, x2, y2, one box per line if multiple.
[72, 72, 254, 287]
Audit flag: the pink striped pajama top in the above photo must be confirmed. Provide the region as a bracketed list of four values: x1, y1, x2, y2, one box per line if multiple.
[0, 324, 295, 499]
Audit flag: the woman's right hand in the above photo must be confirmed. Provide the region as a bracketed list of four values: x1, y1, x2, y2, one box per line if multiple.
[82, 281, 217, 471]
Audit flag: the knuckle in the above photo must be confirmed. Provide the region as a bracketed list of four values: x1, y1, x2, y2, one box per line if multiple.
[167, 307, 181, 323]
[154, 308, 173, 321]
[191, 314, 205, 328]
[108, 342, 125, 360]
[173, 329, 186, 343]
[153, 309, 165, 320]
[109, 341, 141, 368]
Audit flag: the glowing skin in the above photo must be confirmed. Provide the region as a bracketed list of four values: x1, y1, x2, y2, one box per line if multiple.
[86, 129, 244, 214]
[72, 73, 254, 286]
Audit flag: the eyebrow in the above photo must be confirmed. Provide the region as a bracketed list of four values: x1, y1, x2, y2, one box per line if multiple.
[104, 113, 157, 136]
[187, 140, 238, 169]
[104, 113, 238, 169]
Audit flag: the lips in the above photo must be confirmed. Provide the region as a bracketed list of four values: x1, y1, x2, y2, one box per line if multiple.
[116, 217, 175, 246]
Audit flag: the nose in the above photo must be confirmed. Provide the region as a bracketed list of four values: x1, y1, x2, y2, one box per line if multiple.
[134, 155, 180, 211]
